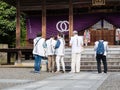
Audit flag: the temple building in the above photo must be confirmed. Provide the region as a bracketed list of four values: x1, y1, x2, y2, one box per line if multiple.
[1, 0, 120, 64]
[3, 0, 120, 47]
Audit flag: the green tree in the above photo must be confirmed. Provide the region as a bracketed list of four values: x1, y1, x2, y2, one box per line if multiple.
[0, 1, 26, 47]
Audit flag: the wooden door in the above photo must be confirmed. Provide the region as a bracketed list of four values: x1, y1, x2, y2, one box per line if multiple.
[90, 29, 115, 45]
[106, 30, 115, 45]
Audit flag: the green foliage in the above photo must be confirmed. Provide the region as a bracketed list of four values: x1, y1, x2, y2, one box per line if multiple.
[0, 1, 16, 35]
[0, 1, 26, 47]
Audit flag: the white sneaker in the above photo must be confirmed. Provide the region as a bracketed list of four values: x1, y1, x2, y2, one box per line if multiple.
[75, 72, 80, 73]
[55, 71, 60, 73]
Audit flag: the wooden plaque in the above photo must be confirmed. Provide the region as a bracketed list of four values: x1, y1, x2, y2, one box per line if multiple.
[92, 0, 105, 6]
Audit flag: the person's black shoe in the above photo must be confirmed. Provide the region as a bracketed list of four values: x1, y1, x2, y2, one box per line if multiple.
[104, 72, 107, 74]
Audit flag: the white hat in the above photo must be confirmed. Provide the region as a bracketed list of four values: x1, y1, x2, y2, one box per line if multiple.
[73, 30, 78, 34]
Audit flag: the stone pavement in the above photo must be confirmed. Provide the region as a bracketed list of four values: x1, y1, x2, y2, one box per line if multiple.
[3, 72, 109, 90]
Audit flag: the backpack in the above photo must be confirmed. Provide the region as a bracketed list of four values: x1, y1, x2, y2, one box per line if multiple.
[96, 41, 105, 54]
[55, 39, 61, 49]
[43, 41, 47, 48]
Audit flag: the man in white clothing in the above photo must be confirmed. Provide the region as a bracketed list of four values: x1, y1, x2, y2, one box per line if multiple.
[46, 36, 56, 73]
[55, 33, 65, 73]
[32, 33, 46, 73]
[69, 31, 83, 73]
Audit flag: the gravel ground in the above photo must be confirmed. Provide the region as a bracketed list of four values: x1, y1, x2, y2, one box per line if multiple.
[98, 72, 120, 90]
[0, 68, 61, 89]
[0, 68, 120, 90]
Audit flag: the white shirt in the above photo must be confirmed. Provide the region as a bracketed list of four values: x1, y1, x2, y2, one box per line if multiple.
[46, 38, 56, 55]
[94, 40, 108, 56]
[32, 37, 46, 57]
[55, 38, 65, 56]
[70, 35, 83, 54]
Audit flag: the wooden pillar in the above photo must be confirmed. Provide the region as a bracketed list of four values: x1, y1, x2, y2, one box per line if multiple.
[7, 52, 11, 64]
[16, 0, 21, 63]
[69, 0, 73, 38]
[42, 0, 46, 38]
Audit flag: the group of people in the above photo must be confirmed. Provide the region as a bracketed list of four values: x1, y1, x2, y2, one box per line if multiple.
[32, 30, 108, 74]
[32, 31, 83, 73]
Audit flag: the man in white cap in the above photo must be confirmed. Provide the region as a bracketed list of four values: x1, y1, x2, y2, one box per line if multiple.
[69, 30, 83, 73]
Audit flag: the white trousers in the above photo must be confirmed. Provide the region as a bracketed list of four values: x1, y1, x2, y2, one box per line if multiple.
[71, 53, 81, 72]
[56, 55, 65, 72]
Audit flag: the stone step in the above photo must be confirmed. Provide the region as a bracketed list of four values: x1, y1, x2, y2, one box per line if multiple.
[64, 57, 120, 61]
[67, 65, 120, 68]
[65, 51, 120, 54]
[65, 49, 120, 54]
[64, 65, 120, 71]
[67, 60, 120, 63]
[65, 54, 120, 58]
[63, 47, 120, 71]
[78, 68, 120, 72]
[65, 62, 120, 66]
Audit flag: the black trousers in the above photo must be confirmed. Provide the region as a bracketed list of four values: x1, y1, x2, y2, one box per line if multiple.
[96, 54, 107, 73]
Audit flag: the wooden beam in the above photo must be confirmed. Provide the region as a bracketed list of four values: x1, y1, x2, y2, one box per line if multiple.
[16, 0, 22, 63]
[20, 5, 69, 11]
[69, 0, 73, 38]
[16, 0, 21, 48]
[42, 0, 46, 38]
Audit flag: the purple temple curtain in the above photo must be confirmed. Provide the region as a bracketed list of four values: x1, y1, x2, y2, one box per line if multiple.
[104, 13, 120, 27]
[26, 15, 69, 39]
[26, 16, 41, 39]
[26, 13, 120, 39]
[46, 15, 69, 38]
[73, 14, 101, 32]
